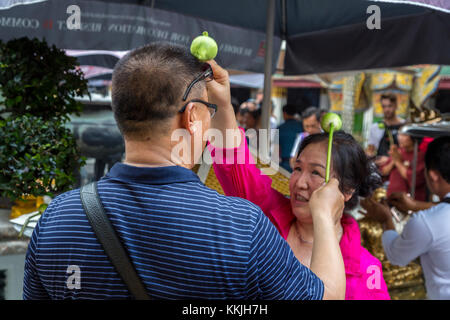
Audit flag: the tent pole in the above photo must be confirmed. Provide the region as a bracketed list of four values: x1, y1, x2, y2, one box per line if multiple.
[410, 138, 419, 199]
[261, 0, 276, 161]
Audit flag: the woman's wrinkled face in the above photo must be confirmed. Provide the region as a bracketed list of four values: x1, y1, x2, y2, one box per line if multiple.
[289, 141, 329, 222]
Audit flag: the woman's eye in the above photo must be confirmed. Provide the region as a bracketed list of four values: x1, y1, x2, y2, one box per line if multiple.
[294, 167, 302, 172]
[312, 170, 322, 176]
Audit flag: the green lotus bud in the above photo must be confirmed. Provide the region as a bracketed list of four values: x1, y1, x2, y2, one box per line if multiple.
[190, 31, 218, 61]
[321, 112, 342, 133]
[320, 112, 342, 183]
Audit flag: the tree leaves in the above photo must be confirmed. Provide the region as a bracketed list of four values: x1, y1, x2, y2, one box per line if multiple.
[0, 115, 86, 202]
[0, 37, 88, 120]
[0, 37, 87, 202]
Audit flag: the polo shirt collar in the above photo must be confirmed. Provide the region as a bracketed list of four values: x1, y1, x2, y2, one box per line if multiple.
[104, 163, 201, 185]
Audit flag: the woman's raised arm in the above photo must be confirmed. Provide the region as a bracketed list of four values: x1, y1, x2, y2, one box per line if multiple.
[208, 129, 292, 237]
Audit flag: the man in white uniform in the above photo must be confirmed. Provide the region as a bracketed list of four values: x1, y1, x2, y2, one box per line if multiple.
[362, 136, 450, 299]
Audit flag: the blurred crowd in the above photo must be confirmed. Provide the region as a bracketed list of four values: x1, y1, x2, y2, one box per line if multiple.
[233, 92, 435, 205]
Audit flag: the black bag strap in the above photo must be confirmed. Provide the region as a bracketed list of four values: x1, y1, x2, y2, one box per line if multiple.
[80, 182, 151, 300]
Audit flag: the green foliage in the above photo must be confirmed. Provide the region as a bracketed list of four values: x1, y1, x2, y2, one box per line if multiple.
[0, 37, 88, 203]
[0, 37, 88, 121]
[0, 115, 86, 202]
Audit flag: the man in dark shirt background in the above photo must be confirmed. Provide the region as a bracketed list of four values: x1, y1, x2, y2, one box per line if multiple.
[277, 104, 302, 172]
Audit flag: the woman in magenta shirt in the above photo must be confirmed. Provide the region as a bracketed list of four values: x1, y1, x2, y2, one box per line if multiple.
[209, 129, 390, 300]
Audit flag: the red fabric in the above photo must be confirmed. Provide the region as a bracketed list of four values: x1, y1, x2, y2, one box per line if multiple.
[420, 137, 433, 152]
[387, 148, 427, 201]
[209, 129, 390, 300]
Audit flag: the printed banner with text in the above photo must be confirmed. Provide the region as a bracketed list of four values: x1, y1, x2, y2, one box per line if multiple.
[0, 0, 281, 73]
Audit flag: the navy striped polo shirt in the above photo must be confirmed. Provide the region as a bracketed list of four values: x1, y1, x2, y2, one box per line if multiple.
[23, 163, 323, 300]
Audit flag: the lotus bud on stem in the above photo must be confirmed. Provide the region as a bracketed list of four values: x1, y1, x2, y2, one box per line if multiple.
[320, 112, 343, 182]
[190, 31, 218, 62]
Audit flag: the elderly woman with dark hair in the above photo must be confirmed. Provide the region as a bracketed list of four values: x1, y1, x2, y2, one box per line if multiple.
[209, 130, 390, 300]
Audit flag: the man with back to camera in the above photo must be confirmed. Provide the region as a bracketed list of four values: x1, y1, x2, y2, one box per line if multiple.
[276, 104, 303, 172]
[23, 42, 346, 300]
[362, 136, 450, 299]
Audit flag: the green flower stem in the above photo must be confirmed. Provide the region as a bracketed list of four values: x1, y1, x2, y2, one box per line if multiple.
[325, 123, 334, 183]
[18, 211, 42, 238]
[387, 128, 394, 146]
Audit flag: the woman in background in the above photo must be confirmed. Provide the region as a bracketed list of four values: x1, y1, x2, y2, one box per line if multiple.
[377, 132, 427, 201]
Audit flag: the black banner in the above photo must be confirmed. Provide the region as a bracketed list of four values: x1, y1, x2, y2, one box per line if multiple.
[285, 9, 450, 75]
[0, 0, 281, 73]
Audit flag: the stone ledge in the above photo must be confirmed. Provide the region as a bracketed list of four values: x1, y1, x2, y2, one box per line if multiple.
[0, 222, 20, 242]
[0, 208, 22, 242]
[0, 209, 30, 254]
[0, 240, 29, 256]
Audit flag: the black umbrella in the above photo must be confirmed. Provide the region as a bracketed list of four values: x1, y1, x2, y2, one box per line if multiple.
[1, 0, 449, 155]
[2, 1, 450, 74]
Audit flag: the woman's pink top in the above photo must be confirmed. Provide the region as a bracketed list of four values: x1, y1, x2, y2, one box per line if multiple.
[208, 129, 390, 300]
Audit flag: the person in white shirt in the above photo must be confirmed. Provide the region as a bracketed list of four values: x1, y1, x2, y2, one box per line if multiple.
[361, 136, 450, 299]
[366, 93, 405, 159]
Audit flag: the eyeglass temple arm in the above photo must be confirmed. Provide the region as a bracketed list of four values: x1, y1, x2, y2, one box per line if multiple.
[182, 81, 196, 101]
[182, 68, 214, 101]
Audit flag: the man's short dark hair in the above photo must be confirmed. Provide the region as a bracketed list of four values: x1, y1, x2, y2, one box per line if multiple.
[301, 106, 321, 121]
[425, 136, 450, 183]
[380, 93, 397, 104]
[282, 104, 298, 116]
[111, 42, 205, 140]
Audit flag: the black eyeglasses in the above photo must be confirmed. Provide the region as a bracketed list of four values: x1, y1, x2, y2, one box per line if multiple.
[179, 99, 217, 119]
[182, 64, 214, 101]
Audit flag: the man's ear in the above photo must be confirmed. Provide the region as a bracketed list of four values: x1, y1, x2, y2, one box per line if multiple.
[180, 102, 197, 135]
[428, 169, 440, 183]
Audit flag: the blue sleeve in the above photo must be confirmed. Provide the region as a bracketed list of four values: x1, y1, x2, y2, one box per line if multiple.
[247, 210, 324, 300]
[23, 217, 50, 300]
